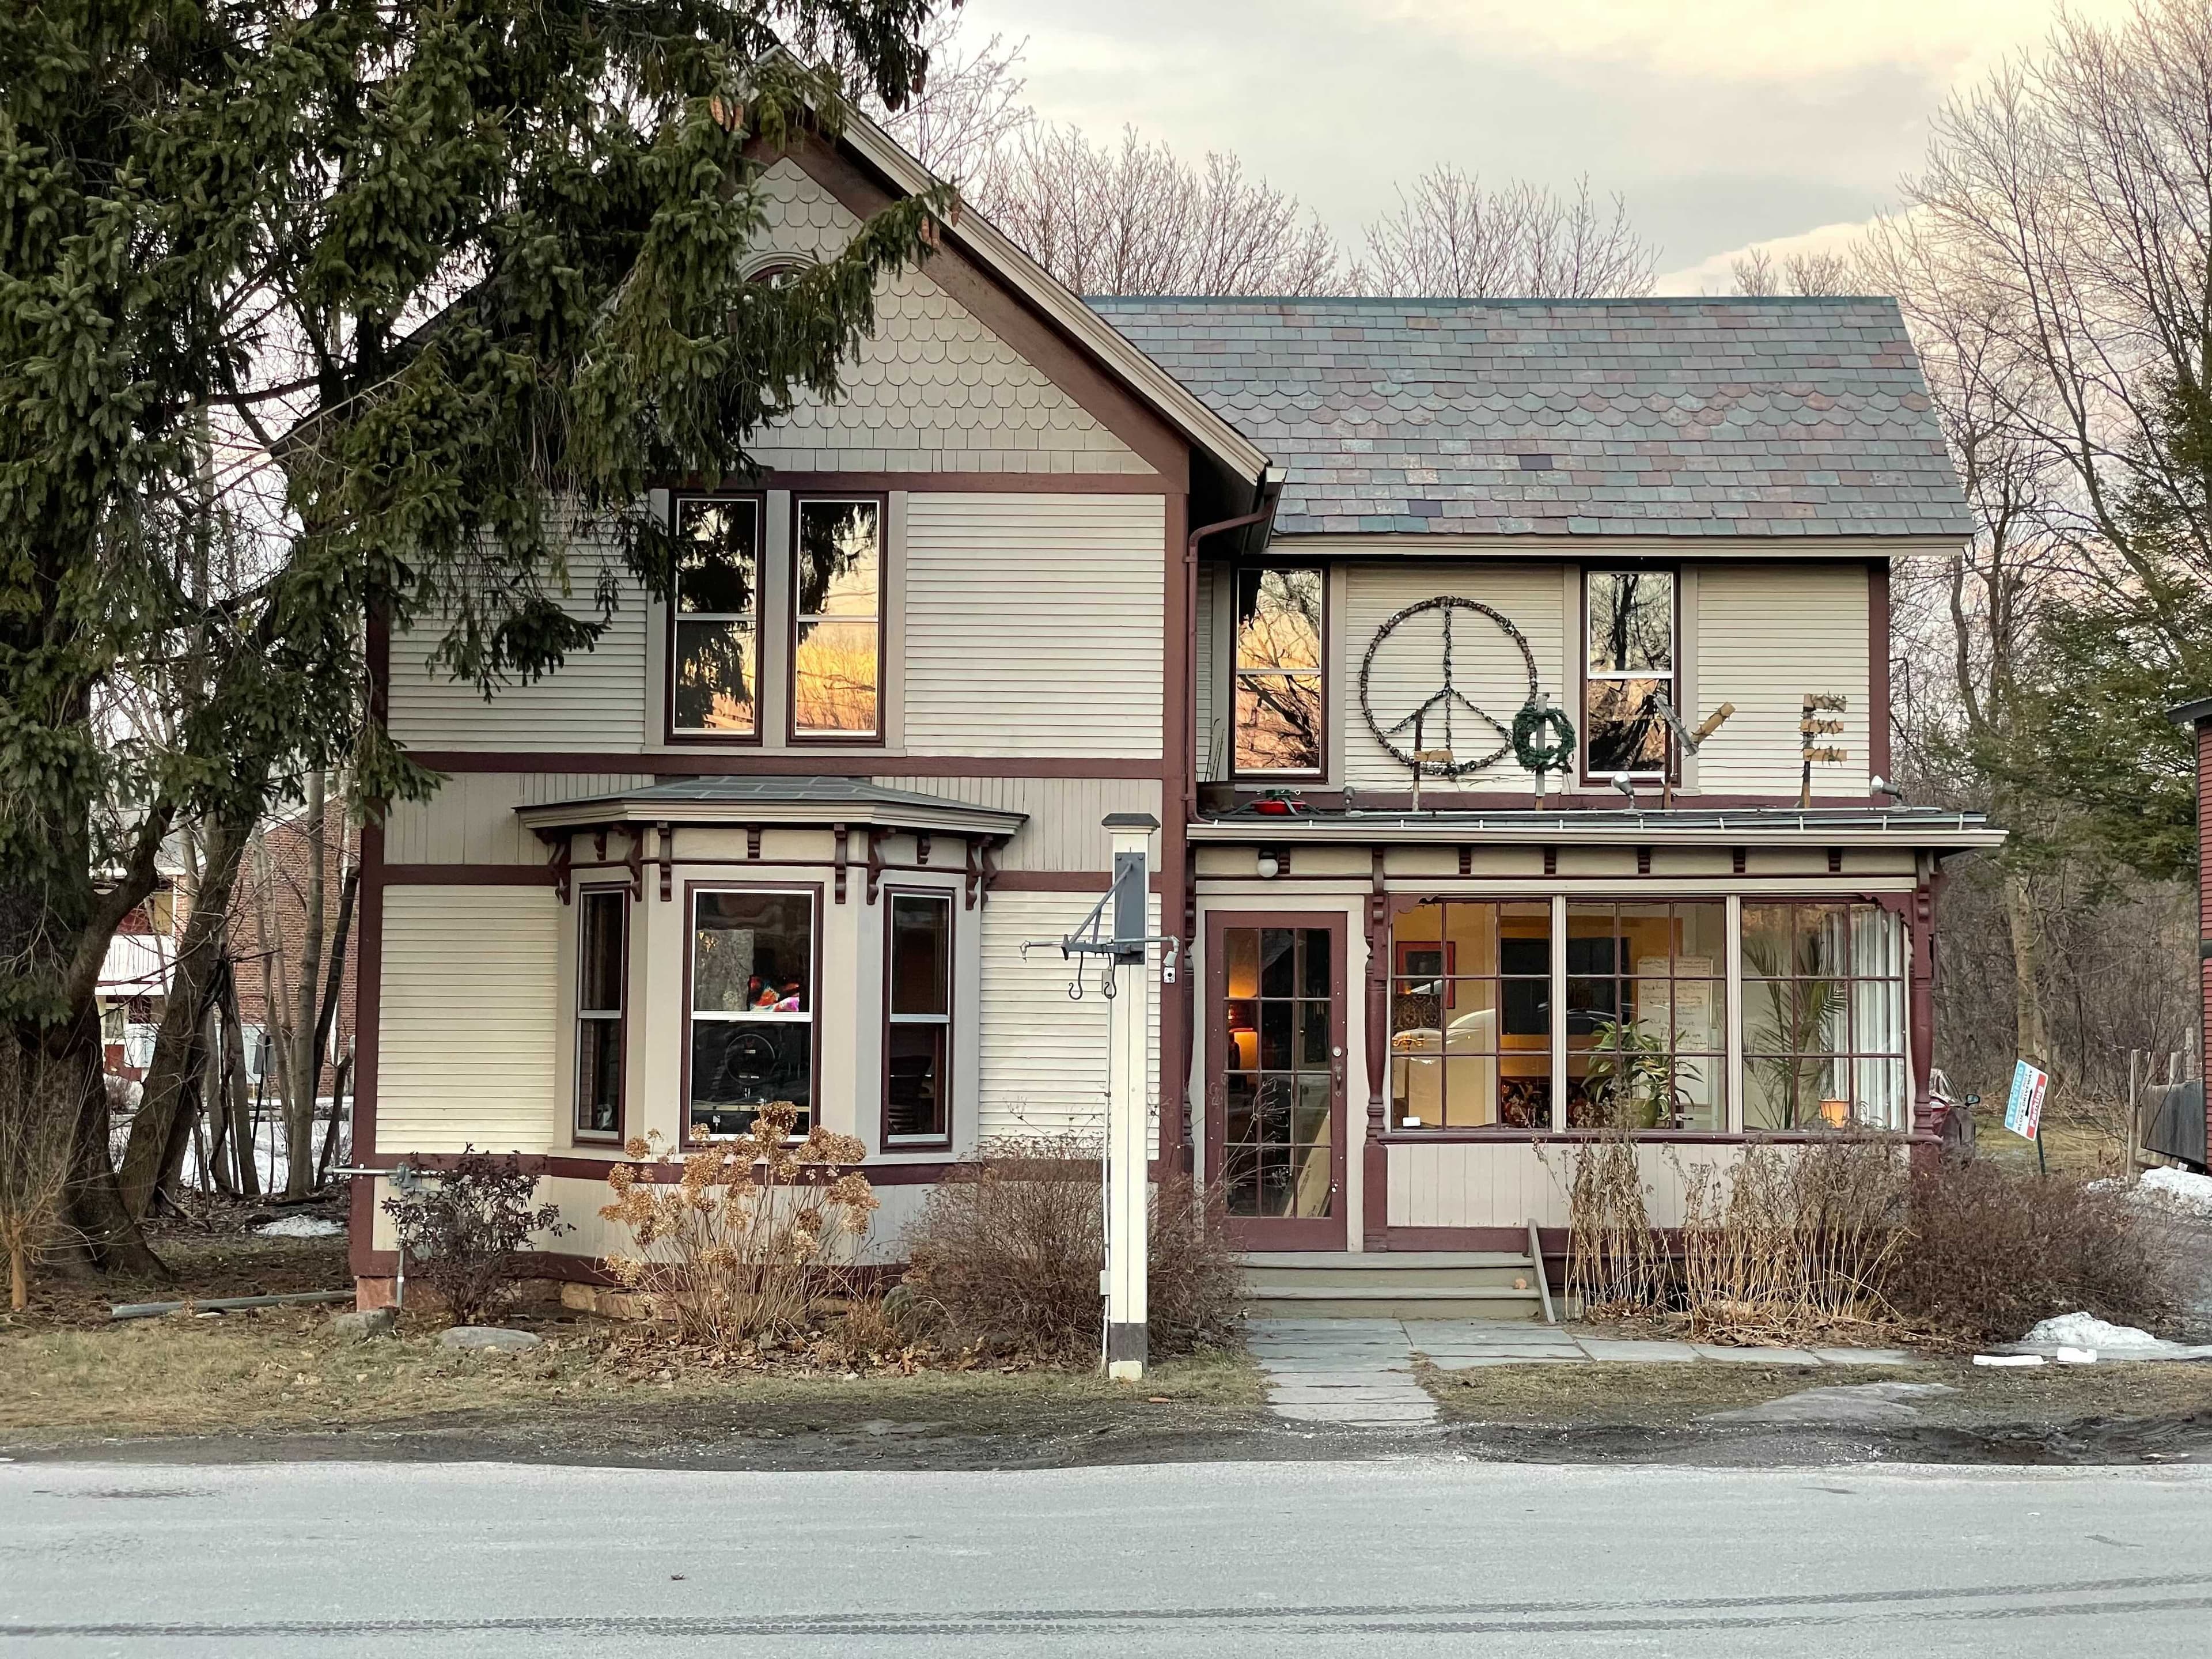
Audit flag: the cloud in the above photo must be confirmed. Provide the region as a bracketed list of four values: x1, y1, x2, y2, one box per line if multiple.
[1655, 216, 1897, 296]
[1374, 0, 2139, 85]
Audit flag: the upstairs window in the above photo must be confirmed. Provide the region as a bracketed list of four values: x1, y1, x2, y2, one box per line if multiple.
[1584, 569, 1673, 778]
[1233, 566, 1324, 776]
[793, 497, 882, 739]
[672, 498, 761, 736]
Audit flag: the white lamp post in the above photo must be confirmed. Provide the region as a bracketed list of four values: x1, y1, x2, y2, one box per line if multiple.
[1102, 811, 1156, 1381]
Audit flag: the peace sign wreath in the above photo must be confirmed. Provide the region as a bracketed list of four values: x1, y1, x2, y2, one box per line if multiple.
[1358, 595, 1541, 777]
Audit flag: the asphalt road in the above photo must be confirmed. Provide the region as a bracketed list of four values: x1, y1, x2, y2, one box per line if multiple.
[3, 1458, 2210, 1656]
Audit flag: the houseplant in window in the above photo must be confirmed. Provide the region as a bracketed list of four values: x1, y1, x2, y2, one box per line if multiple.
[1580, 1017, 1695, 1130]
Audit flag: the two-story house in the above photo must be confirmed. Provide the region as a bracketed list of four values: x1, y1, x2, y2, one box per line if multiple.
[347, 104, 1999, 1305]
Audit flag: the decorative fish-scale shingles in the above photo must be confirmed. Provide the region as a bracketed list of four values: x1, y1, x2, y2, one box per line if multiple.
[743, 160, 1150, 474]
[1092, 293, 1966, 537]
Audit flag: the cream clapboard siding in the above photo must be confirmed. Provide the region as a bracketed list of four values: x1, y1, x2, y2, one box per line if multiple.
[877, 777, 1164, 871]
[904, 494, 1166, 756]
[1343, 562, 1566, 791]
[978, 891, 1160, 1152]
[1694, 563, 1871, 795]
[1389, 1141, 1855, 1230]
[745, 160, 1150, 476]
[382, 773, 653, 864]
[377, 888, 562, 1152]
[387, 563, 650, 751]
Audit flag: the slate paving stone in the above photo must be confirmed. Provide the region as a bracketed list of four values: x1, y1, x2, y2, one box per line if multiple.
[1689, 1346, 1824, 1365]
[1810, 1348, 1918, 1366]
[1574, 1339, 1699, 1362]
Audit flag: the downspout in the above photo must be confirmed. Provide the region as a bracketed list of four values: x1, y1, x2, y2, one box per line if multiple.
[1182, 479, 1279, 821]
[1176, 478, 1278, 1171]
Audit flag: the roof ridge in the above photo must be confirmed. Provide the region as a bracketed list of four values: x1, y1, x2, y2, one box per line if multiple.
[1084, 293, 1901, 308]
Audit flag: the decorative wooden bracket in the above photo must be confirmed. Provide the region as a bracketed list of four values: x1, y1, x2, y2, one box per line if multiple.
[1635, 845, 1652, 876]
[865, 828, 887, 904]
[623, 828, 645, 902]
[832, 822, 849, 903]
[656, 823, 673, 902]
[964, 840, 981, 910]
[548, 839, 573, 904]
[916, 832, 931, 867]
[745, 824, 762, 861]
[592, 830, 608, 865]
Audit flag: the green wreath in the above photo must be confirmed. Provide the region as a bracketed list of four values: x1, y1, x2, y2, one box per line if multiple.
[1511, 700, 1577, 774]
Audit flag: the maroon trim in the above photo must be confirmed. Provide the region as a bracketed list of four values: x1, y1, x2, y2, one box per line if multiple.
[683, 877, 827, 1140]
[1869, 558, 1892, 787]
[570, 884, 631, 1147]
[1384, 1224, 1568, 1256]
[1363, 849, 1389, 1247]
[410, 752, 1167, 778]
[1205, 909, 1350, 1250]
[346, 806, 387, 1281]
[381, 863, 554, 886]
[1162, 491, 1192, 1164]
[664, 492, 768, 748]
[1204, 787, 1916, 813]
[1372, 1127, 1930, 1146]
[786, 493, 889, 748]
[880, 884, 956, 1152]
[1227, 562, 1328, 787]
[1576, 562, 1681, 789]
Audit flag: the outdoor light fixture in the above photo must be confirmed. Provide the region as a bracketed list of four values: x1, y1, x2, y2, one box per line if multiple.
[1256, 851, 1280, 878]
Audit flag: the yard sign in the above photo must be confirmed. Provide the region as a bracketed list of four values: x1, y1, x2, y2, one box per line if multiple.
[2004, 1059, 2048, 1141]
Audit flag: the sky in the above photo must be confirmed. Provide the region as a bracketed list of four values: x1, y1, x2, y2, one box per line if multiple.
[956, 0, 2138, 291]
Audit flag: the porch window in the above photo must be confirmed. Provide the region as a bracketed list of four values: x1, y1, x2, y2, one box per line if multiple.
[793, 497, 881, 738]
[573, 888, 627, 1139]
[672, 498, 761, 734]
[1564, 902, 1728, 1131]
[1232, 566, 1324, 776]
[1389, 900, 1552, 1128]
[689, 889, 815, 1137]
[1584, 569, 1673, 777]
[1741, 902, 1907, 1130]
[884, 891, 953, 1145]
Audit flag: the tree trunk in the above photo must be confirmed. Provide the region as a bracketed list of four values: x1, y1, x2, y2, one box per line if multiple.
[317, 1051, 353, 1186]
[218, 974, 260, 1199]
[286, 774, 329, 1199]
[2001, 867, 2055, 1085]
[56, 1007, 166, 1277]
[117, 812, 248, 1219]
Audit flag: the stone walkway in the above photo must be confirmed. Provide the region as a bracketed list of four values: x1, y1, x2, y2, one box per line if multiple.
[1248, 1317, 1917, 1429]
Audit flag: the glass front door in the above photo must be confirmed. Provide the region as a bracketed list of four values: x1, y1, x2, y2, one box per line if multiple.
[1207, 916, 1346, 1249]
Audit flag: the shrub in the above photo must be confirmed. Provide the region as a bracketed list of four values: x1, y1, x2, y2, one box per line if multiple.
[381, 1147, 569, 1325]
[597, 1104, 878, 1350]
[1892, 1158, 2184, 1347]
[900, 1135, 1240, 1362]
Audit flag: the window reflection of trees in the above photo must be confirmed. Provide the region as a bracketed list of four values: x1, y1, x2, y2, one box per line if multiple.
[795, 499, 881, 737]
[1584, 570, 1673, 777]
[674, 499, 759, 735]
[1234, 567, 1323, 774]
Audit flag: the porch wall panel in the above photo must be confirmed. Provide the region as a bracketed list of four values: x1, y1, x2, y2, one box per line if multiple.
[1387, 1141, 1760, 1230]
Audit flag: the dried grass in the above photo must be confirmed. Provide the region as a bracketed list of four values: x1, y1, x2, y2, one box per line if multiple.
[900, 1135, 1240, 1363]
[1552, 1129, 1665, 1317]
[598, 1105, 878, 1351]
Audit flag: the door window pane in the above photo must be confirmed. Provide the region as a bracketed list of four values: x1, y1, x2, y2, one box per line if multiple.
[1219, 926, 1335, 1219]
[794, 499, 880, 736]
[673, 499, 759, 734]
[691, 889, 813, 1136]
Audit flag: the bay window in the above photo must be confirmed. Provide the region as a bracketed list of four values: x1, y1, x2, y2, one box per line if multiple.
[884, 892, 953, 1145]
[574, 888, 627, 1139]
[1584, 569, 1673, 778]
[672, 498, 761, 736]
[689, 889, 815, 1137]
[1233, 566, 1324, 776]
[1741, 902, 1908, 1130]
[793, 497, 882, 738]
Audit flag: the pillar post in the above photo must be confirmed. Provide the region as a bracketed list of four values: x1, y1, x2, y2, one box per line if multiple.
[1103, 812, 1157, 1381]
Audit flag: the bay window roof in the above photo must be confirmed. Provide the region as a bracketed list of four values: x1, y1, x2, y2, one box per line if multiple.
[517, 776, 1027, 838]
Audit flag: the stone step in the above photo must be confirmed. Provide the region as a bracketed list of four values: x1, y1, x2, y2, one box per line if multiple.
[1245, 1294, 1546, 1321]
[1238, 1250, 1554, 1321]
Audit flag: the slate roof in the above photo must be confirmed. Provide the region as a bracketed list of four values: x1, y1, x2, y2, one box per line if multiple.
[1085, 296, 1972, 540]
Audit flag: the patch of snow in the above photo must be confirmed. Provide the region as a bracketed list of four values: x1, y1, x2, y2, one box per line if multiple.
[2024, 1312, 2167, 1351]
[2138, 1166, 2212, 1217]
[254, 1215, 345, 1239]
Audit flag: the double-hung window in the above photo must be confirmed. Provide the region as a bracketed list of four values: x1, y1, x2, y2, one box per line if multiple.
[793, 497, 882, 739]
[1232, 566, 1325, 776]
[574, 889, 627, 1139]
[672, 498, 762, 736]
[688, 889, 815, 1138]
[884, 892, 953, 1145]
[1584, 569, 1674, 778]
